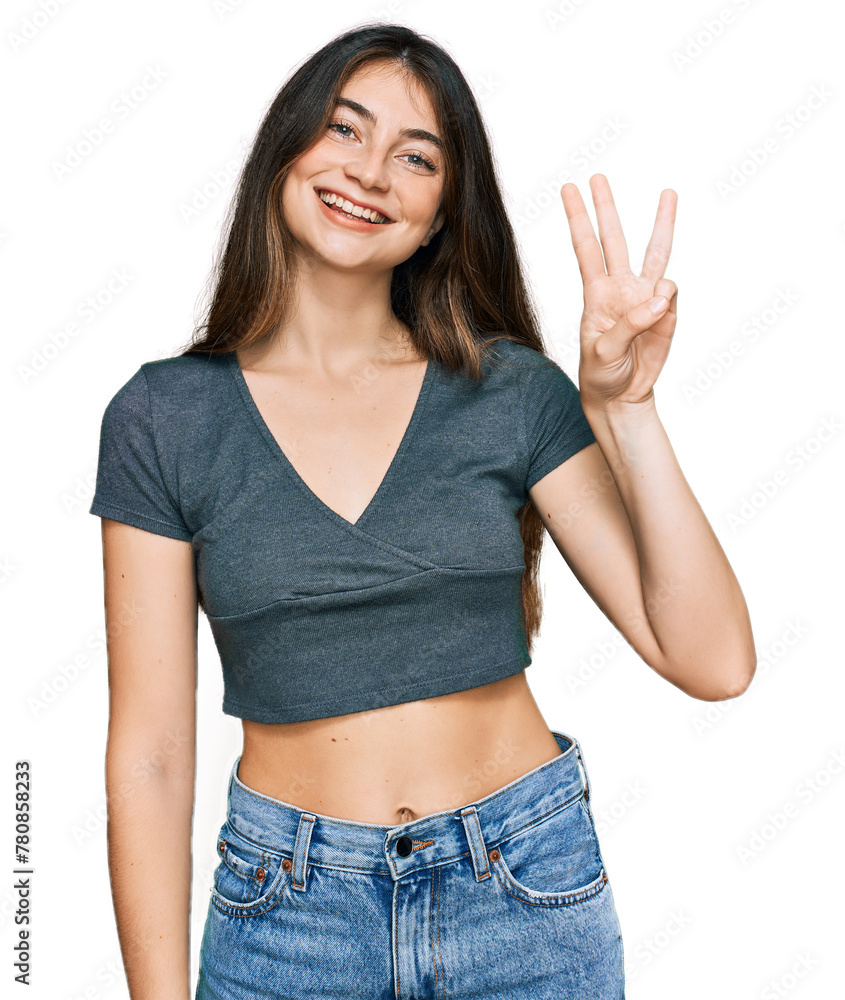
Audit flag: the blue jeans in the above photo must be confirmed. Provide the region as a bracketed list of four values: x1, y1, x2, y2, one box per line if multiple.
[195, 730, 625, 998]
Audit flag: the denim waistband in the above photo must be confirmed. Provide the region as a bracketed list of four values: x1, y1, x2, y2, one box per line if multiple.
[224, 730, 592, 888]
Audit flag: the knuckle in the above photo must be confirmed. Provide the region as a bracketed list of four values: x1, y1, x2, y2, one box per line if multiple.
[622, 311, 642, 334]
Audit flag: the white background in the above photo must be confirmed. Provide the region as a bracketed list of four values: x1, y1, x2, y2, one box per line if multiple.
[3, 0, 843, 997]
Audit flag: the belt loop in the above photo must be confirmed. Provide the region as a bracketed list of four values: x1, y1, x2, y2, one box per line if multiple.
[290, 813, 315, 892]
[459, 806, 491, 882]
[574, 740, 592, 804]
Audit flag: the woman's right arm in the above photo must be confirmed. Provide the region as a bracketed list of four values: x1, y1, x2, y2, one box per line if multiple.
[99, 517, 198, 1000]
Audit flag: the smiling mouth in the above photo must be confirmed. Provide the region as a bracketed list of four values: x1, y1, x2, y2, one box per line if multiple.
[315, 188, 393, 224]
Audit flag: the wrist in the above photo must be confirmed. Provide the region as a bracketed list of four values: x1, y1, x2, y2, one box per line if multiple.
[582, 394, 660, 432]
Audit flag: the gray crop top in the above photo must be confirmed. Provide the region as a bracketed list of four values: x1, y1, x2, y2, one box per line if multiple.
[89, 338, 596, 723]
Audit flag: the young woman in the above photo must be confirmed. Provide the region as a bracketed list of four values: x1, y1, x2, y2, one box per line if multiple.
[90, 23, 756, 1000]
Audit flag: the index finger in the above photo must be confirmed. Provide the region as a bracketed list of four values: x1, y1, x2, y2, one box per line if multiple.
[561, 182, 607, 285]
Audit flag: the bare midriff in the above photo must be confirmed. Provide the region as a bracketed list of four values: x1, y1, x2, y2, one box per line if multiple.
[233, 338, 562, 825]
[237, 671, 563, 825]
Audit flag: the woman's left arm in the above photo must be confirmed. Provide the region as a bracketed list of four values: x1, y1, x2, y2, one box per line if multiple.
[529, 175, 756, 701]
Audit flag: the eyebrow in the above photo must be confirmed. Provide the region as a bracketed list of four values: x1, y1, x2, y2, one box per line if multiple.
[334, 97, 444, 151]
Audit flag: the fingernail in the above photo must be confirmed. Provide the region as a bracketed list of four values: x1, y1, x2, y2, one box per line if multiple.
[649, 296, 668, 314]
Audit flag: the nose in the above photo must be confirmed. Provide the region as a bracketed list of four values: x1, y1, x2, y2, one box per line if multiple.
[343, 141, 391, 192]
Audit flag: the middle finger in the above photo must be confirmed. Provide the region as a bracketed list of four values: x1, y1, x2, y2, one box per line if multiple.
[590, 174, 631, 276]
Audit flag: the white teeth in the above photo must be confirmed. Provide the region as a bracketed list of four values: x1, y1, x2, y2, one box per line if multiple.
[318, 190, 387, 224]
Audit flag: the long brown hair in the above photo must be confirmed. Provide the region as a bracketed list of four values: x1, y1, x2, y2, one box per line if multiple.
[178, 22, 564, 654]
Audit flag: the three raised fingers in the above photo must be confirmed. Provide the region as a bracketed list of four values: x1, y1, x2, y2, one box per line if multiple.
[561, 175, 677, 285]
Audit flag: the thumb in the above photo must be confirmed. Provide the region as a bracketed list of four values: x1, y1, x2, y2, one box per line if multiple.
[604, 295, 669, 354]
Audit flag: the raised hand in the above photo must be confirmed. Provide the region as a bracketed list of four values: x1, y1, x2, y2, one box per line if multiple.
[561, 174, 678, 413]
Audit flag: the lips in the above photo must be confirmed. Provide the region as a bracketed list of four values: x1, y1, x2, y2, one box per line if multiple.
[315, 187, 394, 224]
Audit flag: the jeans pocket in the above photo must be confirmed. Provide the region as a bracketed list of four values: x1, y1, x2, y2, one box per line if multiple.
[490, 793, 607, 907]
[210, 821, 291, 916]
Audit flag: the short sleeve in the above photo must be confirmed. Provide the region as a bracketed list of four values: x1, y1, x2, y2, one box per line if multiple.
[89, 366, 193, 541]
[523, 353, 596, 492]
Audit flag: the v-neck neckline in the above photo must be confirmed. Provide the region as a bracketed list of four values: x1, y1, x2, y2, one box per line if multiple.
[226, 348, 436, 530]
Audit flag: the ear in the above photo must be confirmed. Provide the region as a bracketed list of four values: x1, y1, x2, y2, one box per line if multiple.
[420, 207, 446, 247]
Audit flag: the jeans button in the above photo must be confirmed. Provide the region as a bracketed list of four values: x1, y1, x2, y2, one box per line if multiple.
[396, 835, 413, 857]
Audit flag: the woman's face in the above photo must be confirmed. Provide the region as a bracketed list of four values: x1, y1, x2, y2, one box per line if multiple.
[281, 59, 447, 275]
